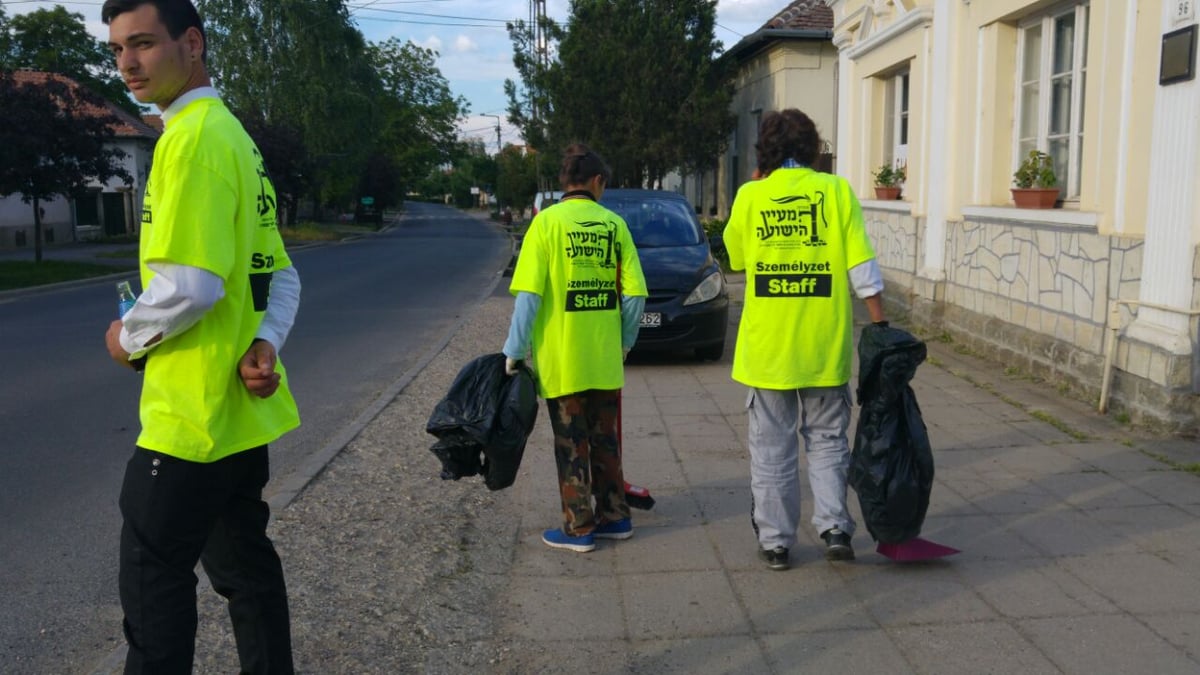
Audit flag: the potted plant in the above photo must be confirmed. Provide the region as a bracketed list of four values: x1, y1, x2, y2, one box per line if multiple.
[872, 163, 905, 200]
[1011, 150, 1059, 208]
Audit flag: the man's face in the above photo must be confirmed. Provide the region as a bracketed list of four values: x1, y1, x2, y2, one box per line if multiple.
[107, 3, 201, 108]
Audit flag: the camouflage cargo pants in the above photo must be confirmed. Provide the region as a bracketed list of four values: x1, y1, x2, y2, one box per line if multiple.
[546, 389, 630, 536]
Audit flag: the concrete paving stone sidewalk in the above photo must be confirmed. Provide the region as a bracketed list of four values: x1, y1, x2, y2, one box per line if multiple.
[91, 210, 1200, 674]
[485, 277, 1200, 675]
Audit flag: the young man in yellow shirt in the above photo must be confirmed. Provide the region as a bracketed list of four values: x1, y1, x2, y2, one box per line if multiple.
[103, 1, 300, 670]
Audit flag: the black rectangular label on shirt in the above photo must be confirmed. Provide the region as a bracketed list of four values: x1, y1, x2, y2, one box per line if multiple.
[755, 274, 833, 298]
[249, 271, 273, 312]
[565, 289, 617, 311]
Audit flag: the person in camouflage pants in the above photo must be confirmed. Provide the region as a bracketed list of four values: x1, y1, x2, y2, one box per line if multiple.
[546, 390, 629, 535]
[503, 144, 647, 552]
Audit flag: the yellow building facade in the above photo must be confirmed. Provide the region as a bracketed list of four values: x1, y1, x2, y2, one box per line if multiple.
[830, 0, 1200, 429]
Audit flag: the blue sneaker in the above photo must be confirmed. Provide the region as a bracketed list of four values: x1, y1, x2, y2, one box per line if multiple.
[542, 528, 595, 552]
[594, 518, 633, 540]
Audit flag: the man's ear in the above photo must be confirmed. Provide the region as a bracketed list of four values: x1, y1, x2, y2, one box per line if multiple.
[186, 26, 204, 61]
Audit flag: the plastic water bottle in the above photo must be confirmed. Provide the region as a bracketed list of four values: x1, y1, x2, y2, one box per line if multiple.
[116, 280, 137, 317]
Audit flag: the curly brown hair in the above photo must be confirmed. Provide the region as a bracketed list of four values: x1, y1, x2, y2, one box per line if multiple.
[755, 109, 821, 175]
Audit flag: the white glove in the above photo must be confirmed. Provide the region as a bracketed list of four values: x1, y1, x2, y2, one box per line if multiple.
[505, 357, 520, 375]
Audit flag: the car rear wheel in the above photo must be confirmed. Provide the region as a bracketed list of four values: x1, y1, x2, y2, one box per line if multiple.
[695, 341, 724, 361]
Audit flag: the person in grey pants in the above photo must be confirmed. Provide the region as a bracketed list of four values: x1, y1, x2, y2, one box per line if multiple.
[723, 109, 887, 570]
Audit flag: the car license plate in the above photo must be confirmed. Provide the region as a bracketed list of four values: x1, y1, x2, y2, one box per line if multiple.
[640, 312, 661, 328]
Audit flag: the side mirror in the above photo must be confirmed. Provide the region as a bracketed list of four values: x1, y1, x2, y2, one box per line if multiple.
[708, 233, 724, 254]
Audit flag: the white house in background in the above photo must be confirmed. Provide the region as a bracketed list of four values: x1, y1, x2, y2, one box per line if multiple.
[673, 0, 838, 218]
[0, 70, 159, 249]
[829, 0, 1200, 430]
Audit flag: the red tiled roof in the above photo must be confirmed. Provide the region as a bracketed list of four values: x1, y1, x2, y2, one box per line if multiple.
[761, 0, 834, 31]
[141, 114, 164, 132]
[9, 70, 159, 140]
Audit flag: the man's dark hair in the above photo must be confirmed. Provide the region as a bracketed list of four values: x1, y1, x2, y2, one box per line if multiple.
[755, 109, 821, 174]
[101, 0, 207, 63]
[558, 143, 611, 189]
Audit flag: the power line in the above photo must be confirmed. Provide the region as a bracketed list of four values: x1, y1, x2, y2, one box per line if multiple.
[351, 18, 507, 27]
[349, 6, 512, 23]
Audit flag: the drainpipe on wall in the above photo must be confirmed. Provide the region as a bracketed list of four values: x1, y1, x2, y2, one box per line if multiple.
[1098, 299, 1200, 414]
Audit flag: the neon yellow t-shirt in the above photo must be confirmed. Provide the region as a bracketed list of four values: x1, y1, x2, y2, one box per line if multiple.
[723, 168, 876, 389]
[509, 198, 647, 399]
[137, 97, 300, 462]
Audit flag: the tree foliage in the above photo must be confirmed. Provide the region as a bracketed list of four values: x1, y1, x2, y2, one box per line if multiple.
[0, 7, 141, 117]
[0, 73, 131, 261]
[506, 0, 735, 188]
[419, 139, 496, 209]
[198, 0, 383, 214]
[368, 38, 468, 200]
[495, 146, 540, 213]
[0, 7, 11, 62]
[195, 0, 466, 215]
[0, 0, 469, 234]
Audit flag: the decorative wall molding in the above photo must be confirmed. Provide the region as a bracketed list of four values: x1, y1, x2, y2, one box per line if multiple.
[843, 6, 934, 60]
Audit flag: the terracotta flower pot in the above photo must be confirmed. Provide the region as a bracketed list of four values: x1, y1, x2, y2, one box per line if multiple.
[1011, 188, 1059, 209]
[874, 186, 902, 200]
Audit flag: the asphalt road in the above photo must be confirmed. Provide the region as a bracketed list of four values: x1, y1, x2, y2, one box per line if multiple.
[0, 202, 511, 674]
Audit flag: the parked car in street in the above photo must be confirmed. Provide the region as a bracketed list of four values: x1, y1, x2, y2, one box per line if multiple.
[600, 189, 728, 360]
[532, 190, 564, 217]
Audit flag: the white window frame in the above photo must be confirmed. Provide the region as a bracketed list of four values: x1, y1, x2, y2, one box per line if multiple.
[1014, 1, 1088, 200]
[887, 71, 909, 171]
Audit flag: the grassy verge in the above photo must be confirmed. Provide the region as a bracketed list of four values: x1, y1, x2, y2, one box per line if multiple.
[95, 248, 139, 259]
[0, 260, 133, 291]
[1, 221, 370, 292]
[280, 221, 375, 243]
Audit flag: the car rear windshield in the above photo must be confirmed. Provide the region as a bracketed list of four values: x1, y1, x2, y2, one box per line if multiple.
[603, 197, 702, 248]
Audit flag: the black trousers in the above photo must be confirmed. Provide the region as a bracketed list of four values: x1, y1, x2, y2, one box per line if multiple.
[118, 445, 294, 674]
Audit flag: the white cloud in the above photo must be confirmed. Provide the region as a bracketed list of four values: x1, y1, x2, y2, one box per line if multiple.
[717, 0, 781, 24]
[417, 35, 444, 53]
[454, 35, 479, 53]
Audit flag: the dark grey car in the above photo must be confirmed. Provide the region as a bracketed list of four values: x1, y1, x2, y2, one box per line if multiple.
[600, 189, 729, 360]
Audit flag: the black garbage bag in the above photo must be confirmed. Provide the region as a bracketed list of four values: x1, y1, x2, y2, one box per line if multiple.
[426, 353, 538, 490]
[848, 324, 934, 544]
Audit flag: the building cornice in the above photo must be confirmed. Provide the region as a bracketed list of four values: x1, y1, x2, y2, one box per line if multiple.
[842, 7, 935, 60]
[722, 28, 834, 64]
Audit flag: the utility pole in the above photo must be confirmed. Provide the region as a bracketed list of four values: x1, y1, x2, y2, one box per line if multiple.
[482, 113, 503, 212]
[481, 113, 502, 154]
[531, 0, 549, 191]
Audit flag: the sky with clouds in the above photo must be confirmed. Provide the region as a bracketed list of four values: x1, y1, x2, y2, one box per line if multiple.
[6, 0, 788, 147]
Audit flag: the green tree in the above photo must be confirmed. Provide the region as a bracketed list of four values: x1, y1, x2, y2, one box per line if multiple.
[418, 138, 495, 208]
[238, 117, 311, 226]
[506, 0, 735, 188]
[368, 38, 468, 199]
[198, 0, 382, 215]
[495, 145, 538, 214]
[358, 151, 401, 212]
[0, 7, 12, 62]
[3, 7, 141, 116]
[0, 72, 131, 262]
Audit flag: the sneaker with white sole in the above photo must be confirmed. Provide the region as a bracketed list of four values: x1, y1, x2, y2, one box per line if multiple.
[820, 527, 855, 561]
[594, 518, 633, 540]
[759, 546, 790, 571]
[542, 528, 596, 552]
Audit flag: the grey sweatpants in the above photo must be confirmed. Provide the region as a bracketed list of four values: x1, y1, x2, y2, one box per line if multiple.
[747, 385, 856, 550]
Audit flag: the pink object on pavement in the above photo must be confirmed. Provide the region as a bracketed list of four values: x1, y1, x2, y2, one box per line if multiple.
[876, 537, 961, 561]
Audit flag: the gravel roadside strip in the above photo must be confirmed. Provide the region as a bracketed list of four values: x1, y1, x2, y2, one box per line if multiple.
[190, 285, 526, 673]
